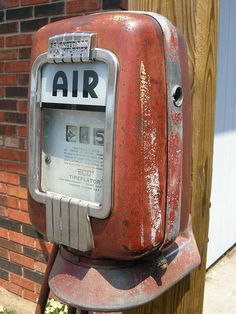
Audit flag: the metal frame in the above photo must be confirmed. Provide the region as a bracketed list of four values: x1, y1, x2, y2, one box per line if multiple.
[29, 47, 118, 231]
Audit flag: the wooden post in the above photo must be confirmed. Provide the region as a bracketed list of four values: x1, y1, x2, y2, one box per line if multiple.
[127, 1, 218, 313]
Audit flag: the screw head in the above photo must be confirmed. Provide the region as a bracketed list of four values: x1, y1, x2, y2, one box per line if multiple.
[45, 155, 51, 165]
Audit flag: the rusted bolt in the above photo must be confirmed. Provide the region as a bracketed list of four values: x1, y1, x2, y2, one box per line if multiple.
[45, 155, 51, 165]
[157, 255, 168, 270]
[172, 85, 183, 107]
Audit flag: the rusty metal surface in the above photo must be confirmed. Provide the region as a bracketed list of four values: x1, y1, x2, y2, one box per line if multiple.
[27, 11, 201, 310]
[28, 12, 168, 259]
[49, 222, 200, 312]
[35, 244, 59, 314]
[27, 7, 199, 278]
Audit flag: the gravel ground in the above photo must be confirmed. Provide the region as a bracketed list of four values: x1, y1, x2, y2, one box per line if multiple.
[0, 286, 35, 314]
[204, 245, 236, 314]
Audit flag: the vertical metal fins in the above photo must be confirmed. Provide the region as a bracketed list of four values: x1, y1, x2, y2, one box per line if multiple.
[78, 201, 95, 252]
[52, 195, 62, 243]
[61, 197, 71, 246]
[45, 196, 53, 241]
[46, 195, 94, 251]
[69, 199, 80, 250]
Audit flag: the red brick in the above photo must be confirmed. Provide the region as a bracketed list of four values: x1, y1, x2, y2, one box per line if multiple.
[1, 0, 19, 8]
[8, 197, 19, 208]
[0, 99, 17, 111]
[0, 125, 17, 136]
[10, 252, 34, 270]
[17, 74, 29, 86]
[9, 230, 34, 247]
[18, 126, 27, 137]
[10, 273, 35, 292]
[5, 86, 28, 99]
[4, 161, 27, 175]
[0, 148, 20, 161]
[0, 172, 19, 185]
[7, 185, 27, 199]
[23, 289, 38, 302]
[35, 283, 41, 294]
[18, 47, 31, 60]
[0, 227, 9, 239]
[0, 183, 7, 194]
[0, 194, 19, 208]
[35, 239, 52, 253]
[0, 22, 18, 35]
[18, 100, 28, 112]
[6, 281, 23, 296]
[67, 0, 101, 13]
[0, 237, 22, 253]
[0, 278, 8, 290]
[18, 151, 27, 162]
[0, 87, 4, 97]
[0, 62, 4, 72]
[0, 113, 5, 122]
[19, 138, 26, 150]
[0, 37, 4, 48]
[0, 206, 7, 217]
[0, 49, 17, 60]
[0, 74, 17, 85]
[4, 60, 30, 73]
[6, 34, 32, 47]
[21, 0, 48, 5]
[0, 247, 9, 259]
[4, 112, 27, 124]
[34, 261, 46, 273]
[8, 209, 30, 224]
[19, 199, 28, 212]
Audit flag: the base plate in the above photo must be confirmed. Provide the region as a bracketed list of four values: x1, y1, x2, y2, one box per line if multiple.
[49, 224, 200, 312]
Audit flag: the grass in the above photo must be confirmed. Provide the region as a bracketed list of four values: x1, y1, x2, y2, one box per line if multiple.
[0, 305, 16, 314]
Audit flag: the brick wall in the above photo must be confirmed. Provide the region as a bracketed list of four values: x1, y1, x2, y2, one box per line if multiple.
[0, 0, 127, 303]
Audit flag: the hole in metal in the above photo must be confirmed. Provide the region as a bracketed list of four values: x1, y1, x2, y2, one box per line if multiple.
[172, 86, 183, 107]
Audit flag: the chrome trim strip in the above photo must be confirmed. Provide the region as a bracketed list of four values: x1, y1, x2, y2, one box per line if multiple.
[28, 48, 118, 220]
[45, 196, 53, 241]
[144, 12, 183, 246]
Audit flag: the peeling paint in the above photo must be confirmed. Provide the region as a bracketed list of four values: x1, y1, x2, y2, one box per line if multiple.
[140, 61, 161, 247]
[140, 224, 145, 247]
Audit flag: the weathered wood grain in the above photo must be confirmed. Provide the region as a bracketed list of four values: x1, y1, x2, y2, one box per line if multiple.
[127, 1, 218, 313]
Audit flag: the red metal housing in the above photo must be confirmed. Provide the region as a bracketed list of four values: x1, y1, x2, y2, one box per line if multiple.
[28, 11, 200, 311]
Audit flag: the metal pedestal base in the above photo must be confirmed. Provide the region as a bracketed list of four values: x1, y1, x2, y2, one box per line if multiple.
[48, 224, 200, 312]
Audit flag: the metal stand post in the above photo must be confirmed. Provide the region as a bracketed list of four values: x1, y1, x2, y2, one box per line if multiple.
[35, 244, 77, 314]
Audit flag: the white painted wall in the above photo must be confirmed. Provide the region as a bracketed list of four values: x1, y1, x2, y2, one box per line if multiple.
[207, 0, 236, 267]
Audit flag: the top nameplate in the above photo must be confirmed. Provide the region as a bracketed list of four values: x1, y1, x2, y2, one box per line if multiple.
[47, 32, 97, 63]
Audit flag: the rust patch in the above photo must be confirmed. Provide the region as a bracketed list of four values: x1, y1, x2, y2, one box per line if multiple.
[171, 111, 182, 125]
[140, 61, 161, 247]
